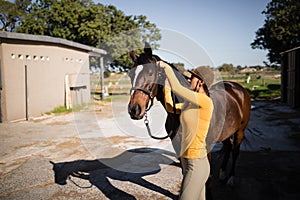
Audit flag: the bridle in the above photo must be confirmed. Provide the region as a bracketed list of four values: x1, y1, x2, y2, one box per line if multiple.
[130, 57, 171, 140]
[129, 57, 164, 112]
[130, 86, 155, 112]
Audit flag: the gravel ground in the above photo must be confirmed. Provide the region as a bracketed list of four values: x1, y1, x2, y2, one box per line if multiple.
[0, 99, 300, 200]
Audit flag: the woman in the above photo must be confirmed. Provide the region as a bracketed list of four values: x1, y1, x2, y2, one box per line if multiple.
[158, 61, 214, 200]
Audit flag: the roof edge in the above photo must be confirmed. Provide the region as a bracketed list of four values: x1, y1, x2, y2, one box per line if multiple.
[0, 31, 106, 55]
[280, 46, 300, 55]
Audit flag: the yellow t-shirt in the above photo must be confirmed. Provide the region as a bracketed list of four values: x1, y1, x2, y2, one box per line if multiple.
[164, 65, 213, 158]
[164, 86, 183, 114]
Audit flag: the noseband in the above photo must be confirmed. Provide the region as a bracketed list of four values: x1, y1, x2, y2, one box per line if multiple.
[130, 86, 155, 111]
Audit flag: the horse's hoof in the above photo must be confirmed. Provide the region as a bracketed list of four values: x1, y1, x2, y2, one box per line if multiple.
[226, 176, 235, 187]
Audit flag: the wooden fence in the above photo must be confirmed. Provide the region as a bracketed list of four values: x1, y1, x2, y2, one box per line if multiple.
[90, 73, 131, 98]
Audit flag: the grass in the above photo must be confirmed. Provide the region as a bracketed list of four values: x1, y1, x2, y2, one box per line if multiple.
[230, 76, 281, 99]
[45, 103, 95, 115]
[91, 71, 281, 103]
[45, 106, 72, 114]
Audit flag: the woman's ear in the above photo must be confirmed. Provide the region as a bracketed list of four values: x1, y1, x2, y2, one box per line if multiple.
[199, 80, 205, 86]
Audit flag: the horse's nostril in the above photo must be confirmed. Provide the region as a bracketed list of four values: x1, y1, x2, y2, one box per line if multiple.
[128, 104, 142, 119]
[133, 104, 141, 115]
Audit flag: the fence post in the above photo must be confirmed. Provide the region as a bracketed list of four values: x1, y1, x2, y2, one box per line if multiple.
[100, 57, 105, 100]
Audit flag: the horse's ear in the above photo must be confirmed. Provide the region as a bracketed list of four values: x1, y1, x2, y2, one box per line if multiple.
[144, 42, 152, 58]
[129, 50, 137, 63]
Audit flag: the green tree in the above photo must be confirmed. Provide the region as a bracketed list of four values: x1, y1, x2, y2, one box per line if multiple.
[12, 0, 160, 71]
[218, 63, 235, 74]
[251, 0, 300, 65]
[0, 0, 30, 31]
[236, 65, 242, 71]
[97, 6, 160, 71]
[17, 0, 110, 43]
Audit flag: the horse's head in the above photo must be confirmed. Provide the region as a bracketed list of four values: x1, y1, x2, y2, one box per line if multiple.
[128, 43, 165, 120]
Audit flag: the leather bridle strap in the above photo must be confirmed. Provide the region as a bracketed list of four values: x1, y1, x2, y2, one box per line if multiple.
[130, 86, 154, 111]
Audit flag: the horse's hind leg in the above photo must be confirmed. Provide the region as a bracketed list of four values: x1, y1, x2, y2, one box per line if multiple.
[227, 130, 244, 186]
[219, 138, 232, 182]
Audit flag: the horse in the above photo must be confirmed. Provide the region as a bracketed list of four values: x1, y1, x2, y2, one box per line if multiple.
[127, 44, 251, 186]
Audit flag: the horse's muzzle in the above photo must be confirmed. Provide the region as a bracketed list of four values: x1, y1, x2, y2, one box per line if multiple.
[128, 103, 144, 120]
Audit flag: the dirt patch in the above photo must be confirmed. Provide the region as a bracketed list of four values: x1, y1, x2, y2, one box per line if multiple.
[106, 136, 133, 143]
[46, 121, 70, 126]
[56, 138, 82, 149]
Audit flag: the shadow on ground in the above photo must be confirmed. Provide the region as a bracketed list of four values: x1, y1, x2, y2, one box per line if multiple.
[50, 147, 179, 200]
[50, 100, 300, 200]
[209, 150, 300, 200]
[208, 100, 300, 200]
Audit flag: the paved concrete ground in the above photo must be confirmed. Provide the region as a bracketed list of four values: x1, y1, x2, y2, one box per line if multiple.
[0, 99, 300, 200]
[0, 100, 181, 200]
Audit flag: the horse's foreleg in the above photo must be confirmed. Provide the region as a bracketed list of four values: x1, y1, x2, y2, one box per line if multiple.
[169, 129, 183, 174]
[219, 138, 232, 182]
[206, 148, 213, 182]
[170, 130, 181, 158]
[205, 151, 213, 200]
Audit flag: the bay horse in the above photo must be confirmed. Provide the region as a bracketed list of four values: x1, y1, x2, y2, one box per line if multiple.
[127, 45, 251, 186]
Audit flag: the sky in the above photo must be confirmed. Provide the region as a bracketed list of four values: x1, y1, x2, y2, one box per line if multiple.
[97, 0, 270, 68]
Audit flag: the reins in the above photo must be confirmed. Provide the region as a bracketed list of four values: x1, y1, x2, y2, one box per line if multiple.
[144, 111, 173, 140]
[68, 173, 93, 189]
[131, 84, 171, 140]
[130, 57, 182, 140]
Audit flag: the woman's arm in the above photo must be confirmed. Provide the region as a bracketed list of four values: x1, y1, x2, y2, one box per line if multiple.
[159, 61, 212, 108]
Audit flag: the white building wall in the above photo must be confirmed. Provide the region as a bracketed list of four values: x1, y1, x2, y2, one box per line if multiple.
[1, 43, 90, 121]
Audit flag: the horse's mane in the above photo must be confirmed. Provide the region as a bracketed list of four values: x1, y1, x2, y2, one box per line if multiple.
[152, 54, 189, 104]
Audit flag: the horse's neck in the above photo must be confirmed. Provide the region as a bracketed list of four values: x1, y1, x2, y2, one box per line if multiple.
[156, 84, 166, 106]
[156, 64, 189, 108]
